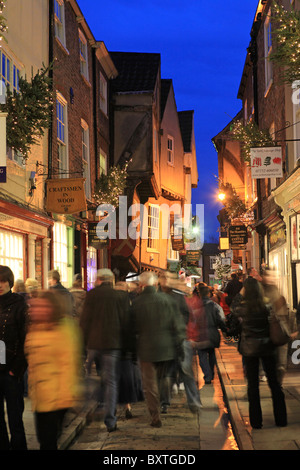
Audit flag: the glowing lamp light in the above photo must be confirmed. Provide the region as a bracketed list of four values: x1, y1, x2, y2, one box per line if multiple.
[218, 192, 226, 201]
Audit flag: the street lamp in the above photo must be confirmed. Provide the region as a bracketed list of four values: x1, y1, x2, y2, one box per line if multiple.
[218, 192, 226, 202]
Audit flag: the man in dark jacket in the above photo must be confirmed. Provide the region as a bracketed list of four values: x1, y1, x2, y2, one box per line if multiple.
[131, 271, 186, 428]
[0, 265, 28, 450]
[80, 269, 131, 432]
[48, 269, 75, 317]
[224, 273, 243, 307]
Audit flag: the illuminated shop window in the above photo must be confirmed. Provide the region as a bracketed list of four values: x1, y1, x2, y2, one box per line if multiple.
[0, 230, 24, 281]
[53, 222, 68, 286]
[87, 246, 97, 291]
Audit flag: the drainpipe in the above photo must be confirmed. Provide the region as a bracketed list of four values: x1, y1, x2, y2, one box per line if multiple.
[48, 0, 54, 180]
[249, 15, 265, 267]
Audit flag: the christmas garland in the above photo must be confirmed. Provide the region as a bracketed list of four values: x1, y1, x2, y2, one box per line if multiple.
[269, 2, 300, 84]
[93, 163, 129, 208]
[230, 120, 274, 164]
[0, 64, 53, 160]
[0, 1, 7, 43]
[218, 180, 247, 220]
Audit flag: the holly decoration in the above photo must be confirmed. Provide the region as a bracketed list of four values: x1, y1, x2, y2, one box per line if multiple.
[0, 64, 53, 160]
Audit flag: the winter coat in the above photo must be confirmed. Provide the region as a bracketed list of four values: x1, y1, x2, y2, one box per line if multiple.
[69, 287, 86, 320]
[25, 317, 82, 412]
[201, 297, 227, 349]
[50, 282, 76, 317]
[80, 282, 131, 351]
[224, 278, 243, 306]
[131, 286, 186, 363]
[0, 291, 28, 377]
[231, 297, 275, 357]
[186, 294, 210, 347]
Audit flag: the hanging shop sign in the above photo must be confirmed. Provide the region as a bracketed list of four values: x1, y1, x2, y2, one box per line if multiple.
[229, 225, 248, 248]
[219, 237, 229, 250]
[171, 235, 185, 251]
[46, 178, 86, 214]
[88, 222, 109, 249]
[269, 226, 286, 251]
[250, 147, 283, 179]
[186, 250, 200, 266]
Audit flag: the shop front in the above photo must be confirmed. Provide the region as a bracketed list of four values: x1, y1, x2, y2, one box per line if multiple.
[0, 198, 53, 288]
[273, 167, 300, 311]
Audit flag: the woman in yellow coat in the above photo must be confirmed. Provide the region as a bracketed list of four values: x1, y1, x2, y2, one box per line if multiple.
[25, 290, 82, 450]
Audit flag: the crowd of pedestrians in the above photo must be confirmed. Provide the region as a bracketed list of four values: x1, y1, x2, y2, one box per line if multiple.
[0, 261, 298, 450]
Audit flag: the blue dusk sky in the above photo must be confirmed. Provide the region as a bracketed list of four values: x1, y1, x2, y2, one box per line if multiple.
[77, 0, 258, 242]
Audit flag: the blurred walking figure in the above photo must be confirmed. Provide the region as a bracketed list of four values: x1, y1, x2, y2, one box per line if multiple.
[231, 277, 287, 429]
[69, 274, 86, 321]
[224, 273, 243, 307]
[160, 271, 202, 413]
[25, 290, 82, 450]
[48, 270, 75, 317]
[80, 269, 131, 432]
[195, 284, 227, 384]
[131, 272, 186, 428]
[25, 278, 40, 298]
[114, 281, 143, 419]
[13, 279, 29, 301]
[0, 265, 28, 450]
[261, 269, 289, 385]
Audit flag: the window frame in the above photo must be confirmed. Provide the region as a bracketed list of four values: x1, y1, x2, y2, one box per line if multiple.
[147, 204, 160, 251]
[56, 92, 68, 177]
[81, 119, 91, 199]
[167, 135, 174, 166]
[264, 8, 273, 94]
[99, 149, 107, 177]
[99, 72, 108, 116]
[79, 29, 89, 81]
[54, 0, 67, 49]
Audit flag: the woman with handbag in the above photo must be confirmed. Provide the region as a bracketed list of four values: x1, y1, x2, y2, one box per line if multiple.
[231, 277, 287, 429]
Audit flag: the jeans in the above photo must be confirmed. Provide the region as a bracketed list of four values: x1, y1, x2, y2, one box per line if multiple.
[180, 340, 202, 411]
[198, 348, 216, 383]
[101, 350, 121, 429]
[243, 354, 287, 428]
[0, 372, 27, 450]
[158, 360, 176, 408]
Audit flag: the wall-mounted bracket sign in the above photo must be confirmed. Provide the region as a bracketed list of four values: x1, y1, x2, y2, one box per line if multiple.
[229, 225, 248, 248]
[46, 178, 86, 214]
[250, 147, 283, 179]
